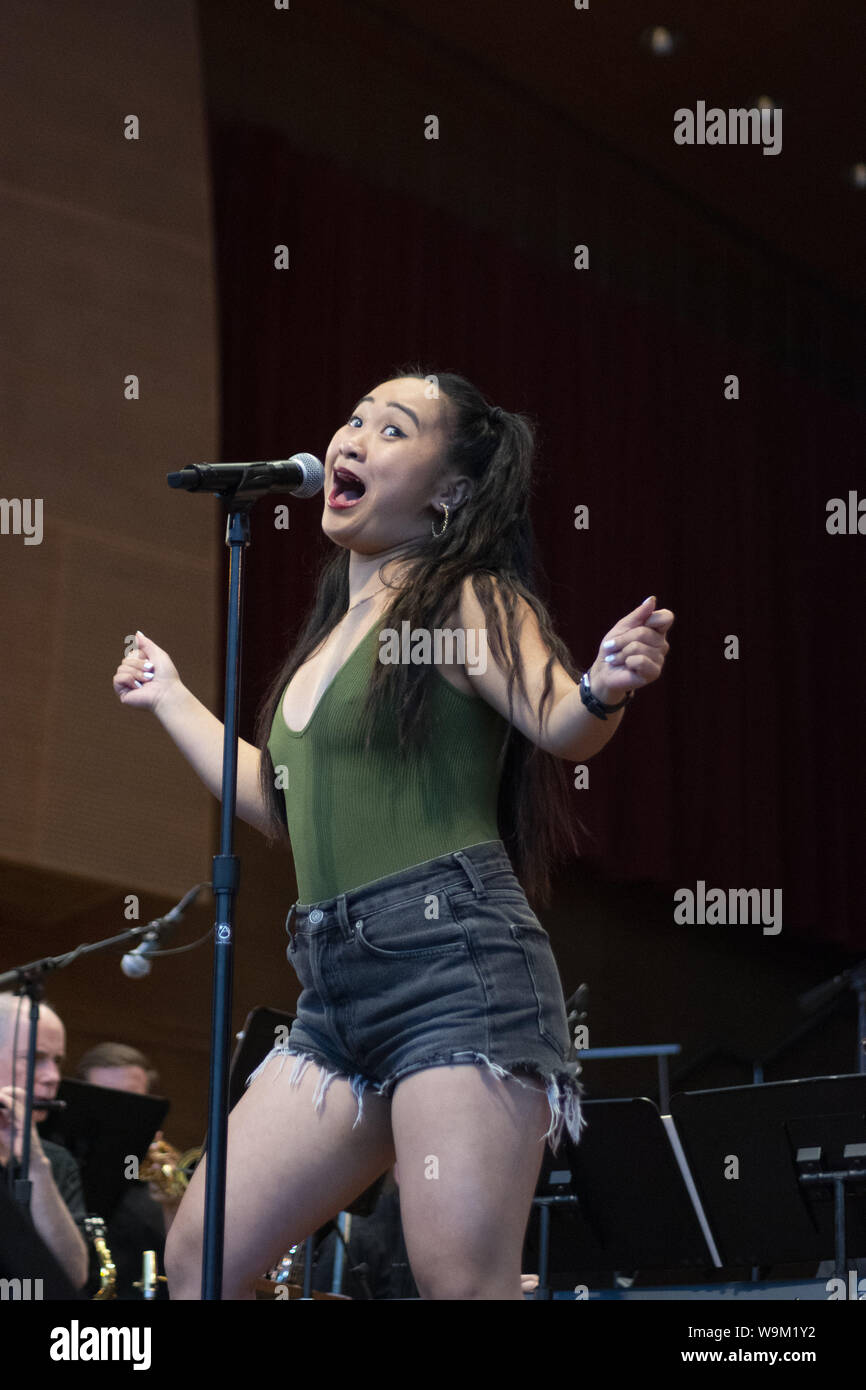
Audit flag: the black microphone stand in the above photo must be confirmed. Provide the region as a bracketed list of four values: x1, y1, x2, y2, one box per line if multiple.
[1, 978, 43, 1211]
[751, 956, 866, 1082]
[198, 493, 258, 1300]
[0, 913, 187, 1208]
[168, 460, 322, 1299]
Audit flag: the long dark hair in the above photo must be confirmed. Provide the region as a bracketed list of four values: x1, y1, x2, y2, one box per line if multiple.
[254, 363, 596, 905]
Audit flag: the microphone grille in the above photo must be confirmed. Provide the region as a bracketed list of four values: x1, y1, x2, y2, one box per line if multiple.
[121, 953, 152, 979]
[288, 453, 325, 498]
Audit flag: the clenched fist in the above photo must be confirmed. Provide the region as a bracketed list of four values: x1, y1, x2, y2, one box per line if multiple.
[586, 595, 674, 705]
[112, 631, 181, 715]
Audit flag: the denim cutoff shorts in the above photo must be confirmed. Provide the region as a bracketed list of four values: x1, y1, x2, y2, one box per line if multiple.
[246, 839, 586, 1153]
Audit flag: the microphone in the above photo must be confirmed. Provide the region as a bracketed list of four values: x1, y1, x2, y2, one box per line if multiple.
[121, 884, 205, 979]
[0, 1097, 67, 1113]
[120, 932, 162, 979]
[167, 453, 324, 499]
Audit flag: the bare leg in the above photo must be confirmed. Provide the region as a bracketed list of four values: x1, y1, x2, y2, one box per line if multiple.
[165, 1055, 395, 1299]
[391, 1064, 549, 1300]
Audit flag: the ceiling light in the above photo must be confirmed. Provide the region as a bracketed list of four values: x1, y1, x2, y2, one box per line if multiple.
[640, 26, 682, 57]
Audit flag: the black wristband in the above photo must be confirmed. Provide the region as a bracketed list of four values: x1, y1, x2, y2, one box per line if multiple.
[579, 671, 634, 720]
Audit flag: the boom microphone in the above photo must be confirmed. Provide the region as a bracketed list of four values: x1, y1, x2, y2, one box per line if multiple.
[121, 884, 205, 979]
[167, 453, 324, 498]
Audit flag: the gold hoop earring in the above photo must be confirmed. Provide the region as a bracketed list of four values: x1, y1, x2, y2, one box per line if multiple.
[431, 503, 449, 538]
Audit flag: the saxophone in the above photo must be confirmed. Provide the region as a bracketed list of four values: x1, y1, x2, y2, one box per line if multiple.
[83, 1215, 117, 1299]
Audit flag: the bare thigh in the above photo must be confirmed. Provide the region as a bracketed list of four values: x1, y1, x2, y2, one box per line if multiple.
[164, 1056, 396, 1299]
[391, 1065, 550, 1300]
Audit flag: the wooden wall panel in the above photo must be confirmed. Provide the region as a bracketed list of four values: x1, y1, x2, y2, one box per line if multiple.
[0, 0, 219, 898]
[0, 1, 222, 1145]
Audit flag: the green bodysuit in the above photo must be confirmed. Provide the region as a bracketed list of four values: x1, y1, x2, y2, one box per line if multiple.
[267, 621, 509, 902]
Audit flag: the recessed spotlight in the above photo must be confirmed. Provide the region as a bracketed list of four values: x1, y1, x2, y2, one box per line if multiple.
[640, 25, 682, 57]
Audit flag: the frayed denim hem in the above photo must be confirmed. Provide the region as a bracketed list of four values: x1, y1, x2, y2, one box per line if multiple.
[246, 1046, 375, 1130]
[246, 1045, 586, 1153]
[375, 1051, 587, 1154]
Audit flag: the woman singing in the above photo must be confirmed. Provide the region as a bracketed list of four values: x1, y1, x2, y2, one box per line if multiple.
[113, 365, 673, 1299]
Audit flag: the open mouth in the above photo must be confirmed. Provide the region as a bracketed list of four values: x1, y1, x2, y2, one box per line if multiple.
[328, 465, 367, 510]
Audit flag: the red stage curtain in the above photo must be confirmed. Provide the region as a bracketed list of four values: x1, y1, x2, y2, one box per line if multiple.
[211, 122, 866, 951]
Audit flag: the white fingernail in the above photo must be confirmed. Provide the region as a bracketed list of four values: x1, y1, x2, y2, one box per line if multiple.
[134, 680, 142, 688]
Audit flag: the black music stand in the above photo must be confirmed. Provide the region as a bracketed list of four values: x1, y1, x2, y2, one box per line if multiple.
[670, 1074, 866, 1276]
[523, 1097, 715, 1297]
[228, 1006, 296, 1111]
[39, 1079, 169, 1219]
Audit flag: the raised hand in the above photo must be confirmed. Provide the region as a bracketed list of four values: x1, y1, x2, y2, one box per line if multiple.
[587, 595, 674, 703]
[112, 630, 182, 714]
[0, 1085, 44, 1166]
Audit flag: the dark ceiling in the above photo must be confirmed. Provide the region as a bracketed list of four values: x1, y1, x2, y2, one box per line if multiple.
[325, 0, 866, 307]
